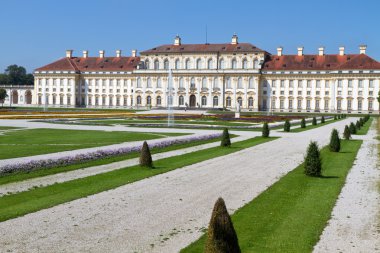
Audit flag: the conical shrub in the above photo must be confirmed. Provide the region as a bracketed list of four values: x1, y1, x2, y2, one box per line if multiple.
[359, 118, 364, 127]
[205, 198, 241, 253]
[329, 129, 341, 152]
[355, 120, 361, 130]
[139, 141, 153, 168]
[284, 120, 291, 132]
[334, 115, 337, 120]
[343, 125, 351, 140]
[262, 122, 270, 137]
[221, 128, 231, 147]
[312, 117, 317, 126]
[304, 141, 322, 177]
[349, 122, 357, 134]
[321, 116, 325, 124]
[301, 118, 306, 128]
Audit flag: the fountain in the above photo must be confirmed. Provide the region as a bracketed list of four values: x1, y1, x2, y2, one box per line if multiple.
[167, 69, 174, 126]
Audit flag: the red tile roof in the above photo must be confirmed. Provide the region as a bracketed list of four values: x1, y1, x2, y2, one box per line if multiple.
[35, 57, 140, 72]
[262, 54, 380, 71]
[140, 43, 266, 54]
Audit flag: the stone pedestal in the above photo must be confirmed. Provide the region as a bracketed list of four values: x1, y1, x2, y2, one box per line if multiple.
[235, 112, 240, 118]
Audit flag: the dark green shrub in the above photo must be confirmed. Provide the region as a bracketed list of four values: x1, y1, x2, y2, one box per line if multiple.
[329, 129, 341, 152]
[139, 141, 153, 168]
[312, 117, 317, 126]
[343, 125, 351, 140]
[334, 115, 337, 120]
[359, 118, 364, 127]
[304, 141, 322, 177]
[356, 120, 361, 130]
[284, 120, 291, 132]
[262, 122, 270, 137]
[349, 122, 357, 134]
[221, 128, 231, 147]
[205, 197, 241, 253]
[301, 118, 306, 128]
[321, 116, 325, 123]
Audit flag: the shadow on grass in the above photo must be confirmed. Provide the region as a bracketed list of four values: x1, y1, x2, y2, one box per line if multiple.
[320, 175, 339, 179]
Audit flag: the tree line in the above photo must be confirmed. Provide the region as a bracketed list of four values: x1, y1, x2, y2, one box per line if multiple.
[0, 65, 34, 85]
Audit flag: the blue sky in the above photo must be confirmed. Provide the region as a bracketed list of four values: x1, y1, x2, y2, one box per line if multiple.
[0, 0, 379, 72]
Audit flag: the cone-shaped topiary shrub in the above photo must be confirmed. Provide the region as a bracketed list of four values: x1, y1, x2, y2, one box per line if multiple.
[359, 118, 364, 127]
[221, 128, 231, 147]
[139, 141, 153, 168]
[205, 197, 241, 253]
[312, 117, 317, 126]
[356, 120, 361, 130]
[334, 115, 337, 120]
[304, 141, 322, 177]
[262, 122, 270, 137]
[284, 120, 291, 132]
[349, 122, 357, 134]
[301, 118, 306, 128]
[343, 125, 351, 140]
[329, 129, 341, 152]
[321, 116, 325, 123]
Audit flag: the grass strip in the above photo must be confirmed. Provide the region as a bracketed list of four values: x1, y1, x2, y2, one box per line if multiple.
[290, 119, 342, 133]
[356, 117, 373, 135]
[0, 136, 276, 222]
[182, 139, 362, 253]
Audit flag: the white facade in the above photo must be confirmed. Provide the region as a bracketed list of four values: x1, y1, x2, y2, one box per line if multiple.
[0, 85, 34, 106]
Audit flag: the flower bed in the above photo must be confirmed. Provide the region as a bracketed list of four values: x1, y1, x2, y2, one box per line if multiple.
[0, 133, 222, 176]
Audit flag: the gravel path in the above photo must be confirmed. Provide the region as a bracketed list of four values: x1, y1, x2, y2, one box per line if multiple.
[313, 120, 380, 253]
[0, 118, 352, 253]
[0, 135, 253, 196]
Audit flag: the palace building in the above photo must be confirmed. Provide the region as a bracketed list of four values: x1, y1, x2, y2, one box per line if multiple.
[33, 35, 380, 113]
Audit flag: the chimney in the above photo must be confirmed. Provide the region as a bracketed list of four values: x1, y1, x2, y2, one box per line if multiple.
[83, 50, 88, 58]
[99, 50, 105, 58]
[277, 47, 283, 56]
[231, 34, 238, 45]
[318, 47, 325, 56]
[297, 47, 304, 56]
[174, 35, 181, 46]
[359, 45, 367, 54]
[339, 46, 345, 56]
[66, 50, 73, 58]
[131, 49, 137, 57]
[116, 49, 122, 57]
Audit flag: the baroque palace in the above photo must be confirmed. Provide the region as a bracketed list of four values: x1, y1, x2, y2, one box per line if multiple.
[33, 35, 380, 113]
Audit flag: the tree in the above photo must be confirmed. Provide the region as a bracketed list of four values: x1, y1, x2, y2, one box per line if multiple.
[0, 88, 7, 107]
[139, 141, 153, 168]
[301, 118, 306, 128]
[262, 122, 270, 137]
[221, 128, 231, 147]
[304, 141, 322, 177]
[321, 116, 325, 124]
[355, 120, 361, 130]
[329, 129, 341, 152]
[205, 198, 241, 253]
[0, 74, 9, 84]
[5, 65, 27, 85]
[349, 122, 357, 134]
[312, 117, 317, 126]
[284, 120, 291, 132]
[343, 125, 351, 140]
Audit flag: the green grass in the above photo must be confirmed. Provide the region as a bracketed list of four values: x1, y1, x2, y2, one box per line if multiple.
[0, 126, 19, 130]
[182, 140, 362, 253]
[290, 119, 342, 133]
[356, 117, 373, 135]
[0, 128, 183, 159]
[0, 136, 276, 222]
[0, 135, 236, 185]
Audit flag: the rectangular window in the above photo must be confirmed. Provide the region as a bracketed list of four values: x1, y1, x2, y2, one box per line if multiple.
[338, 91, 342, 95]
[358, 80, 363, 88]
[307, 80, 312, 88]
[358, 91, 363, 96]
[348, 80, 353, 88]
[324, 100, 329, 109]
[280, 91, 284, 95]
[280, 80, 285, 87]
[337, 100, 342, 110]
[338, 80, 342, 88]
[280, 100, 284, 109]
[369, 80, 374, 88]
[306, 100, 311, 109]
[298, 91, 302, 96]
[369, 101, 373, 110]
[289, 91, 293, 95]
[316, 91, 320, 96]
[325, 81, 329, 88]
[288, 99, 293, 109]
[325, 91, 329, 96]
[297, 99, 302, 109]
[272, 90, 276, 95]
[347, 100, 352, 109]
[307, 91, 311, 96]
[316, 80, 321, 88]
[348, 91, 352, 96]
[369, 91, 373, 96]
[289, 80, 294, 88]
[358, 100, 362, 110]
[315, 100, 320, 109]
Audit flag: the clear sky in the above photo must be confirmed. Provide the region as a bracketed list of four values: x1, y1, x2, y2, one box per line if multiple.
[0, 0, 379, 73]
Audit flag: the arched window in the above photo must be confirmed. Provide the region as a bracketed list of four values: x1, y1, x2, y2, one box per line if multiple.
[190, 77, 195, 88]
[147, 96, 151, 105]
[253, 59, 259, 69]
[179, 95, 184, 105]
[145, 60, 150, 69]
[137, 78, 141, 88]
[207, 59, 213, 69]
[156, 96, 161, 105]
[164, 59, 169, 70]
[196, 59, 202, 69]
[242, 59, 248, 69]
[154, 60, 159, 70]
[226, 77, 231, 88]
[237, 97, 242, 106]
[147, 78, 152, 88]
[238, 77, 243, 89]
[213, 77, 219, 88]
[226, 96, 231, 107]
[219, 59, 225, 69]
[248, 97, 254, 107]
[201, 96, 207, 106]
[231, 59, 237, 69]
[137, 95, 142, 105]
[175, 59, 180, 69]
[156, 78, 162, 88]
[185, 59, 190, 69]
[213, 96, 218, 106]
[249, 78, 254, 88]
[202, 77, 207, 88]
[179, 77, 184, 88]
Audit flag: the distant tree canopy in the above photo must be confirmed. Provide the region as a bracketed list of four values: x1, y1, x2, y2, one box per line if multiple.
[0, 65, 33, 85]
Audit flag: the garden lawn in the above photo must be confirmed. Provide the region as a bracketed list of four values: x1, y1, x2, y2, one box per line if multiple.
[0, 136, 276, 222]
[356, 117, 373, 135]
[0, 128, 183, 159]
[182, 139, 362, 253]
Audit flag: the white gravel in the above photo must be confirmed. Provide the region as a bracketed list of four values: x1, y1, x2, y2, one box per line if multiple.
[0, 118, 353, 253]
[313, 119, 380, 253]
